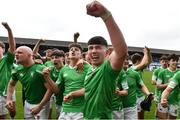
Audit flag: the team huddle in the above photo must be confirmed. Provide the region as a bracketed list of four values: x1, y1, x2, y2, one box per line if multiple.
[0, 1, 180, 120]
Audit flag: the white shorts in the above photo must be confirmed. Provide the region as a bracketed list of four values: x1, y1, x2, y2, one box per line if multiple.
[0, 95, 8, 116]
[58, 112, 83, 120]
[137, 96, 145, 112]
[56, 104, 61, 118]
[157, 103, 168, 113]
[112, 109, 124, 119]
[157, 103, 178, 117]
[49, 95, 55, 108]
[123, 106, 137, 120]
[24, 100, 50, 119]
[168, 104, 178, 117]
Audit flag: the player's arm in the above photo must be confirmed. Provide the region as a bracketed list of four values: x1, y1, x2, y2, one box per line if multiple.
[156, 78, 168, 89]
[135, 47, 152, 70]
[115, 89, 128, 96]
[161, 87, 173, 107]
[42, 67, 60, 93]
[64, 88, 85, 102]
[2, 22, 16, 54]
[151, 70, 158, 85]
[31, 83, 53, 115]
[33, 39, 45, 57]
[6, 80, 17, 112]
[86, 1, 127, 70]
[141, 84, 150, 96]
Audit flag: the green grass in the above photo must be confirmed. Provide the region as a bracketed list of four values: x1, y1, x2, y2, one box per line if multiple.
[9, 71, 176, 119]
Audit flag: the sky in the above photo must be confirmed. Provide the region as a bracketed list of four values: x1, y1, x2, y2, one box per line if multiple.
[0, 0, 180, 51]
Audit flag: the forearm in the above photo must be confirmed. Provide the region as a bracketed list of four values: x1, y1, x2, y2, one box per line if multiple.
[116, 89, 128, 96]
[70, 88, 85, 97]
[33, 41, 41, 55]
[105, 16, 127, 59]
[161, 87, 172, 101]
[157, 83, 168, 89]
[44, 76, 59, 93]
[7, 29, 16, 54]
[141, 85, 150, 96]
[7, 81, 16, 101]
[39, 89, 52, 108]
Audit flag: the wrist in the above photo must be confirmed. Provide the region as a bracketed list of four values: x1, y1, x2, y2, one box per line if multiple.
[100, 10, 112, 22]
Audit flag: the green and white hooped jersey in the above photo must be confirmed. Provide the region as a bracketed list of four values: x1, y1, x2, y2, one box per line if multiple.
[56, 62, 91, 112]
[83, 60, 120, 119]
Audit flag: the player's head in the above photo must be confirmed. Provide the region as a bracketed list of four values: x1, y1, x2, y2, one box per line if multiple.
[167, 54, 179, 69]
[123, 55, 129, 71]
[87, 36, 108, 66]
[15, 46, 33, 65]
[159, 55, 168, 68]
[131, 53, 143, 65]
[51, 49, 65, 67]
[0, 41, 5, 57]
[68, 43, 82, 60]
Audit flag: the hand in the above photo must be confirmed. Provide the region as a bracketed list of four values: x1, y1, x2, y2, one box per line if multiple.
[64, 93, 73, 102]
[6, 100, 15, 112]
[31, 104, 42, 116]
[115, 89, 121, 95]
[86, 1, 108, 17]
[39, 39, 45, 43]
[42, 67, 51, 77]
[161, 98, 168, 107]
[144, 46, 150, 54]
[34, 59, 43, 64]
[76, 59, 84, 71]
[2, 22, 11, 30]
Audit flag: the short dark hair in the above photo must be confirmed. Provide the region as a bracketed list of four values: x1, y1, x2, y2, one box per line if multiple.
[88, 36, 108, 47]
[68, 43, 83, 51]
[0, 41, 5, 48]
[160, 55, 168, 61]
[167, 54, 179, 61]
[51, 50, 65, 57]
[131, 53, 143, 64]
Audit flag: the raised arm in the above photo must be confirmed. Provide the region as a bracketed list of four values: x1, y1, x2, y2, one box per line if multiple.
[2, 22, 16, 54]
[135, 47, 152, 70]
[86, 1, 127, 70]
[33, 39, 45, 57]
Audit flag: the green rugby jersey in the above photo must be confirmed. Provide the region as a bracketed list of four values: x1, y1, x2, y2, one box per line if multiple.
[152, 67, 165, 102]
[0, 50, 15, 96]
[122, 68, 144, 108]
[157, 68, 179, 102]
[56, 62, 91, 112]
[130, 66, 144, 97]
[83, 60, 120, 119]
[12, 64, 47, 104]
[166, 71, 180, 105]
[112, 70, 128, 111]
[50, 66, 64, 106]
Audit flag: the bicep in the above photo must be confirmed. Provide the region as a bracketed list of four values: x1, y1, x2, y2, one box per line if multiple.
[109, 51, 125, 71]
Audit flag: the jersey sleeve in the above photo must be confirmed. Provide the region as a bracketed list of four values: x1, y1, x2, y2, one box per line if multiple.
[168, 72, 180, 89]
[4, 50, 15, 64]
